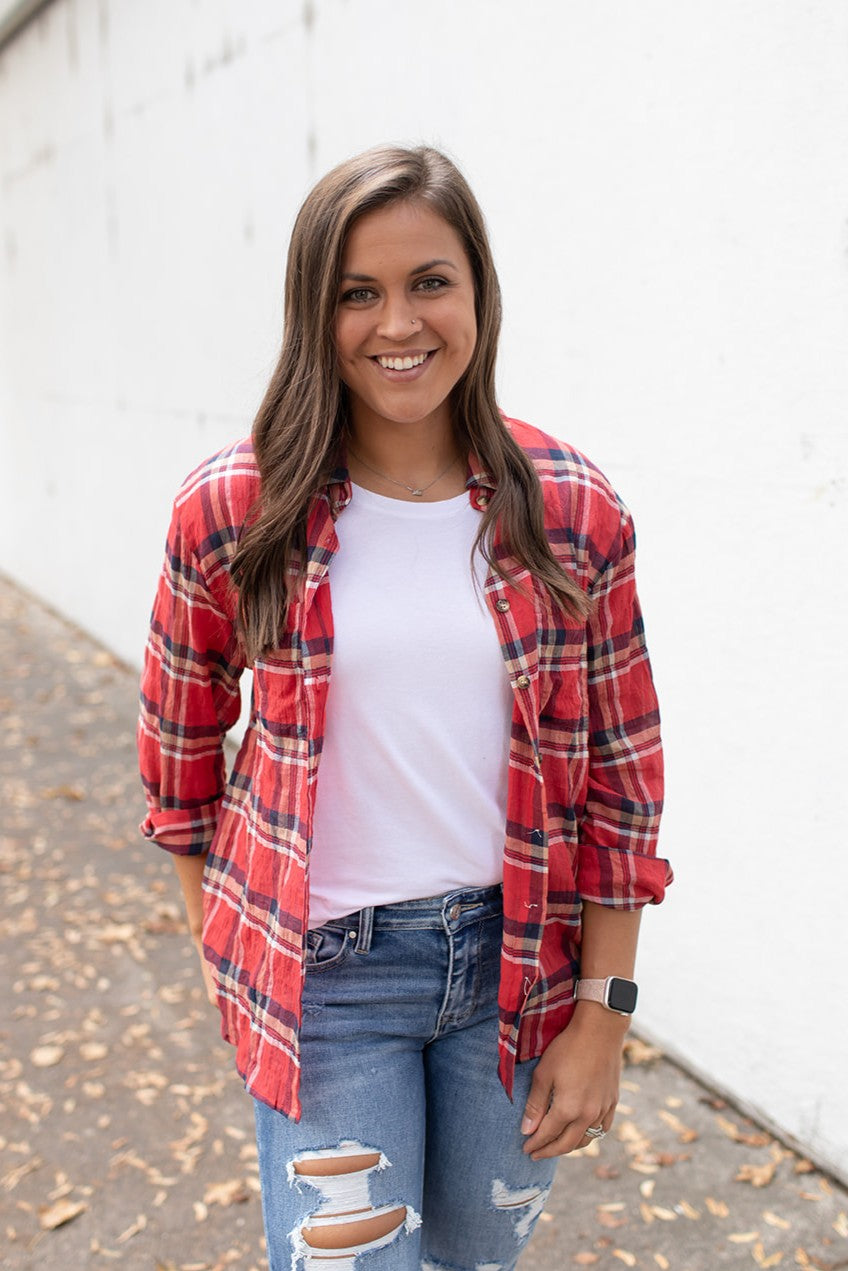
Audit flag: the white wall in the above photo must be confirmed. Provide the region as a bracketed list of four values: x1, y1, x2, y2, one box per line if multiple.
[2, 0, 846, 1179]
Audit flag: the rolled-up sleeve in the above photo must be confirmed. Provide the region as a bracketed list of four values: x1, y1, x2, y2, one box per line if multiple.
[137, 498, 244, 855]
[576, 505, 672, 908]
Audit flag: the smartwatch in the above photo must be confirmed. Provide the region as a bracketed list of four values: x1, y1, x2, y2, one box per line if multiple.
[575, 976, 638, 1016]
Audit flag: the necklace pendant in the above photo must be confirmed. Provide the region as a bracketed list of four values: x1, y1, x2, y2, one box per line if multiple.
[411, 488, 424, 497]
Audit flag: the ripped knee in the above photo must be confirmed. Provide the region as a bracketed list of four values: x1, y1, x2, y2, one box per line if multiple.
[491, 1178, 552, 1242]
[288, 1140, 421, 1266]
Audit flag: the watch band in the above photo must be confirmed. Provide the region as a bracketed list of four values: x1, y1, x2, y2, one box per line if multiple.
[575, 976, 638, 1016]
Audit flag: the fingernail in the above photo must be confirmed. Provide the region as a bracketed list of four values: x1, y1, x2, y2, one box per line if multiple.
[521, 1115, 534, 1135]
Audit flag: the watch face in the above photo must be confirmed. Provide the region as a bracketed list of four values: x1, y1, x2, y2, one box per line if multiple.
[607, 977, 638, 1014]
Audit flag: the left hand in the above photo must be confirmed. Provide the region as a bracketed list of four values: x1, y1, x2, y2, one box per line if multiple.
[520, 1005, 627, 1159]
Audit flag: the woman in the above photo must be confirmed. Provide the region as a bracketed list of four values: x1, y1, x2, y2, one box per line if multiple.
[138, 145, 671, 1270]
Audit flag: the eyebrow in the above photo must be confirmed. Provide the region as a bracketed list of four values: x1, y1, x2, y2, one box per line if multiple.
[341, 258, 459, 282]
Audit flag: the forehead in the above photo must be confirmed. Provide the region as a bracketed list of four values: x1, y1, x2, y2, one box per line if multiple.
[342, 200, 469, 271]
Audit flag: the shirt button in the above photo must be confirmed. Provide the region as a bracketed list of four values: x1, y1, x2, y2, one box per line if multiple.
[495, 598, 510, 613]
[477, 494, 489, 507]
[515, 674, 531, 689]
[449, 903, 461, 920]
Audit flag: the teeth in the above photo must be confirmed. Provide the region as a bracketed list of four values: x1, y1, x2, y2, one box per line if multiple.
[377, 352, 428, 370]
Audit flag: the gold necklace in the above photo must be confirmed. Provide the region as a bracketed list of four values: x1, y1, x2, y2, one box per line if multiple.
[347, 447, 460, 498]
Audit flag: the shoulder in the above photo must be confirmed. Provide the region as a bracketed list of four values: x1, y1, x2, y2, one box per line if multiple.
[502, 413, 631, 553]
[171, 438, 260, 546]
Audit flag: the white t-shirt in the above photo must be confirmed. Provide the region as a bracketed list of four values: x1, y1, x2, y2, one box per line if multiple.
[308, 484, 513, 928]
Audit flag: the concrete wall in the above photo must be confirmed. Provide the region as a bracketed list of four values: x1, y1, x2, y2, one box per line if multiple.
[2, 0, 846, 1179]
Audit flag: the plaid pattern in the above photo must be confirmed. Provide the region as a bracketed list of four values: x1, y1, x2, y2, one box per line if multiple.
[138, 417, 671, 1118]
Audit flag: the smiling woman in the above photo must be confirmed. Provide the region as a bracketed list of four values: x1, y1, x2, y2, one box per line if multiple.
[138, 144, 671, 1271]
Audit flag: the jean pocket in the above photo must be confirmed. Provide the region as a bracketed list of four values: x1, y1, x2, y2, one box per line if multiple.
[304, 923, 353, 972]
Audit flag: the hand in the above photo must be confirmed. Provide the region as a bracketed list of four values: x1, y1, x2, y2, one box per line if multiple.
[521, 1005, 627, 1159]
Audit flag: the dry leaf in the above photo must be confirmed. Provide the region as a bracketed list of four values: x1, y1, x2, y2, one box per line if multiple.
[574, 1255, 599, 1266]
[39, 1197, 87, 1230]
[794, 1249, 811, 1266]
[677, 1199, 701, 1219]
[80, 1041, 108, 1062]
[794, 1159, 814, 1175]
[728, 1231, 760, 1243]
[657, 1110, 698, 1143]
[623, 1038, 662, 1065]
[31, 1044, 64, 1068]
[116, 1214, 147, 1243]
[763, 1211, 791, 1230]
[203, 1178, 249, 1207]
[717, 1115, 772, 1148]
[654, 1257, 670, 1270]
[834, 1211, 848, 1237]
[612, 1252, 637, 1267]
[736, 1160, 778, 1187]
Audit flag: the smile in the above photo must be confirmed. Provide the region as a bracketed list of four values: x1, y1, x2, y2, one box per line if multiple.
[372, 351, 434, 371]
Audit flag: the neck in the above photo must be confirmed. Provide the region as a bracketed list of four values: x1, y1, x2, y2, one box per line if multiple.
[346, 411, 466, 502]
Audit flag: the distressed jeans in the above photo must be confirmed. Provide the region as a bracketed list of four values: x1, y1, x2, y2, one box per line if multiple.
[253, 884, 558, 1270]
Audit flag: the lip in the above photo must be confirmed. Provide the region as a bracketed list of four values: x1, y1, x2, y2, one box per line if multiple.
[369, 349, 437, 381]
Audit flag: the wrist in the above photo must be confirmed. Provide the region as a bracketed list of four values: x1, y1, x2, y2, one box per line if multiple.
[572, 998, 632, 1034]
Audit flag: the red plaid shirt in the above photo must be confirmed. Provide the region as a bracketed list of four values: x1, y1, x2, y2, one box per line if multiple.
[138, 416, 671, 1119]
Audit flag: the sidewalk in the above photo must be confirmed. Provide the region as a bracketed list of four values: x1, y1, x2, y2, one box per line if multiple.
[1, 572, 846, 1271]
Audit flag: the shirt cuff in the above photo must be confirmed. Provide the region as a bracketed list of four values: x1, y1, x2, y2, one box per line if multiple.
[139, 805, 220, 856]
[577, 844, 673, 910]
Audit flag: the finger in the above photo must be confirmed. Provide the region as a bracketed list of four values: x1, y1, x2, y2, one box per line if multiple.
[528, 1107, 613, 1160]
[521, 1074, 553, 1137]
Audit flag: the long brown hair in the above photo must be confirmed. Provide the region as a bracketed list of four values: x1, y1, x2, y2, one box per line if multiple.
[230, 145, 590, 660]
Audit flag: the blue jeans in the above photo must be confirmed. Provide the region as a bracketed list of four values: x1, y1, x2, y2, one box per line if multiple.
[253, 885, 558, 1270]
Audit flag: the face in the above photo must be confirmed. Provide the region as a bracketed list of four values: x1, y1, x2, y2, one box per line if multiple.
[334, 200, 478, 437]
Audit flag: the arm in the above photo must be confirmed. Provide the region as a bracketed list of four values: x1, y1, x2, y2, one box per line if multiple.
[523, 497, 669, 1158]
[138, 486, 244, 1001]
[521, 903, 640, 1158]
[173, 852, 217, 1005]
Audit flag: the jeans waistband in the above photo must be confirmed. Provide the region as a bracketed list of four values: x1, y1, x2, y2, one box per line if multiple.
[333, 884, 504, 953]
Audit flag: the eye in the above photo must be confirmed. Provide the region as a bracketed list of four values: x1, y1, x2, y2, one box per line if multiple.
[415, 276, 449, 293]
[340, 286, 376, 304]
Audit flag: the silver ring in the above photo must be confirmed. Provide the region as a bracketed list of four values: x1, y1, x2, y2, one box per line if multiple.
[584, 1125, 607, 1140]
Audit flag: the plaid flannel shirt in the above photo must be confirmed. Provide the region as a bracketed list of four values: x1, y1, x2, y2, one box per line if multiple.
[138, 416, 671, 1119]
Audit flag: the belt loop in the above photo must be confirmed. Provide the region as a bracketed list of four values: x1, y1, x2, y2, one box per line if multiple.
[354, 906, 374, 954]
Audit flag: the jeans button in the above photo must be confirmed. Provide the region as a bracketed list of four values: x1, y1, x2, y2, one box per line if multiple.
[449, 904, 461, 920]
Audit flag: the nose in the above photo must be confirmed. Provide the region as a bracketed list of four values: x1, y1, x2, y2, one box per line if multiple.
[375, 291, 419, 340]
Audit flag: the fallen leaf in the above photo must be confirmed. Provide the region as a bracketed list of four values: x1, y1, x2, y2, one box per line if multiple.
[716, 1115, 772, 1148]
[654, 1257, 670, 1270]
[794, 1160, 815, 1175]
[39, 1197, 87, 1230]
[728, 1231, 760, 1243]
[31, 1044, 64, 1068]
[794, 1249, 811, 1266]
[203, 1179, 249, 1207]
[640, 1202, 655, 1225]
[80, 1041, 108, 1062]
[612, 1252, 637, 1267]
[623, 1038, 662, 1065]
[834, 1211, 848, 1238]
[594, 1164, 620, 1180]
[736, 1160, 778, 1187]
[677, 1199, 701, 1219]
[764, 1211, 791, 1230]
[116, 1214, 147, 1243]
[574, 1255, 599, 1266]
